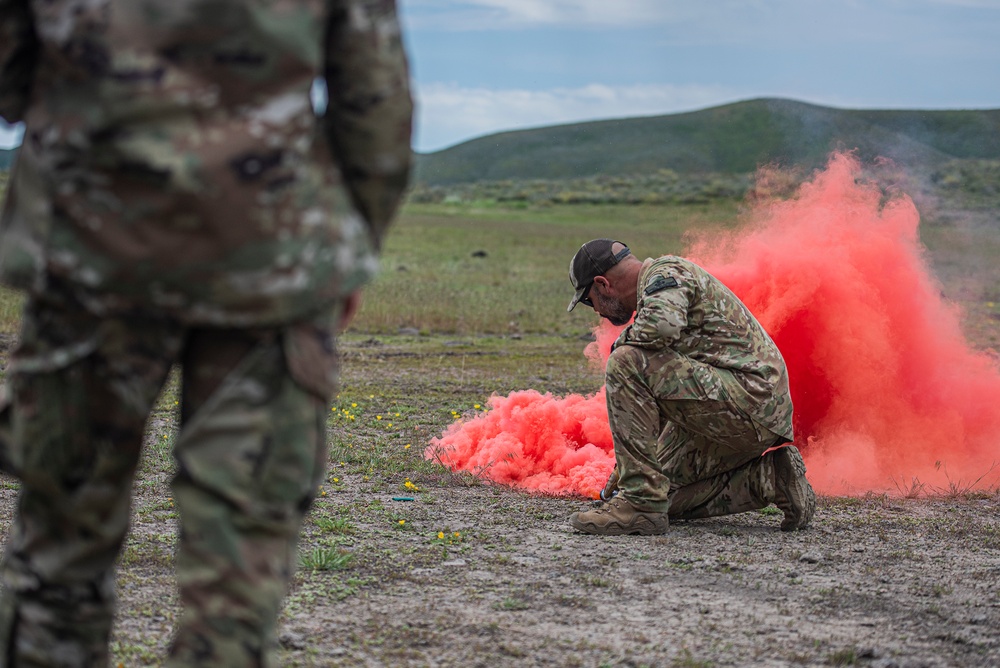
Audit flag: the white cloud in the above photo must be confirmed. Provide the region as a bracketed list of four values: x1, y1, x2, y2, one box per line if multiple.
[458, 0, 675, 26]
[925, 0, 1000, 7]
[413, 82, 749, 151]
[403, 0, 687, 30]
[404, 0, 1000, 44]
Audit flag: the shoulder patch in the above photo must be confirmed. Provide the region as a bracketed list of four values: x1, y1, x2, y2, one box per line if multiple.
[643, 275, 679, 295]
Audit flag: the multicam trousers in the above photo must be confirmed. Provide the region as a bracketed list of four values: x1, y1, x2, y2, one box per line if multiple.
[605, 344, 785, 517]
[0, 293, 339, 667]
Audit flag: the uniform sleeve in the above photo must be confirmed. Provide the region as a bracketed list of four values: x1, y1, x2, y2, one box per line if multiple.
[622, 273, 691, 350]
[323, 0, 414, 249]
[0, 0, 39, 124]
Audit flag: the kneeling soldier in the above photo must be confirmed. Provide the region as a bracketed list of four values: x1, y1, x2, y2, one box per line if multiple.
[566, 239, 815, 535]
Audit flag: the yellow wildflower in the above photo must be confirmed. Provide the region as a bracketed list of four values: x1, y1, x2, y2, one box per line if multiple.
[437, 531, 445, 540]
[398, 519, 405, 526]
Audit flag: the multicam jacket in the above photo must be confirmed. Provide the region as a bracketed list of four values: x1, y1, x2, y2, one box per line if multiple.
[616, 256, 794, 441]
[0, 0, 412, 325]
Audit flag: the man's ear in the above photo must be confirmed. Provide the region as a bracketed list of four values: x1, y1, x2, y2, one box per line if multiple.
[593, 275, 616, 297]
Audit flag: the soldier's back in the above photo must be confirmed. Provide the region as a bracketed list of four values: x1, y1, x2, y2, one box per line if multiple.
[0, 0, 406, 325]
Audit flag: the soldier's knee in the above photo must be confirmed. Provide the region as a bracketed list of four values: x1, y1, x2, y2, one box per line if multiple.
[606, 344, 645, 384]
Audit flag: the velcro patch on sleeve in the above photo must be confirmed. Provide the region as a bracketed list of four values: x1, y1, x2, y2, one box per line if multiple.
[643, 275, 679, 295]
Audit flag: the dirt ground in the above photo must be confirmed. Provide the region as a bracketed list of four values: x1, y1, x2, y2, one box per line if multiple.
[0, 332, 971, 667]
[278, 488, 1000, 668]
[4, 436, 999, 668]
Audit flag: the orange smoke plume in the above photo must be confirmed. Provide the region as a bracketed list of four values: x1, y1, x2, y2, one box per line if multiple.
[427, 153, 1000, 497]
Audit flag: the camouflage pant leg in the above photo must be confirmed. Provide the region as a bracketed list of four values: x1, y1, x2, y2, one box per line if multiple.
[604, 345, 672, 511]
[605, 344, 774, 514]
[0, 297, 182, 668]
[659, 423, 779, 520]
[166, 315, 337, 668]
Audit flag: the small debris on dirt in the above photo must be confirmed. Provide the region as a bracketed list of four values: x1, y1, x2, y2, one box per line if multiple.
[278, 632, 306, 651]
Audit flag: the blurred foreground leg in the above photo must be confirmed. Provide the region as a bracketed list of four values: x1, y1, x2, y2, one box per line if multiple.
[167, 315, 336, 667]
[0, 299, 178, 667]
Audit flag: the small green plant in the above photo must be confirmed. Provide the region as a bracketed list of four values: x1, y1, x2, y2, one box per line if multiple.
[931, 583, 953, 598]
[496, 596, 529, 611]
[299, 547, 354, 572]
[827, 647, 857, 666]
[672, 648, 713, 667]
[314, 516, 355, 535]
[430, 529, 464, 546]
[586, 576, 613, 588]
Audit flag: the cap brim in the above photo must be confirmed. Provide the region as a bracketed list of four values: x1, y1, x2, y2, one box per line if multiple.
[566, 286, 587, 312]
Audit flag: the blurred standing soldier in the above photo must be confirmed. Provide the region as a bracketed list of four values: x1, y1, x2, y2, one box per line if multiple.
[566, 239, 815, 535]
[0, 0, 411, 665]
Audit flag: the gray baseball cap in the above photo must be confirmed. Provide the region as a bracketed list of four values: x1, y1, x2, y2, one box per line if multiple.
[567, 239, 631, 311]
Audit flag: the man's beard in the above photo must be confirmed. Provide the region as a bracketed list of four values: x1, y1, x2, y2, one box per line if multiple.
[597, 295, 633, 326]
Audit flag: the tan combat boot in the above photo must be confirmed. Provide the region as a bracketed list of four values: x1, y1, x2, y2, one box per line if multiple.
[568, 495, 669, 536]
[772, 446, 816, 531]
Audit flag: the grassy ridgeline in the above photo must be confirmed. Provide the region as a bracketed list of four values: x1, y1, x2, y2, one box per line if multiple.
[351, 201, 739, 335]
[415, 100, 1000, 185]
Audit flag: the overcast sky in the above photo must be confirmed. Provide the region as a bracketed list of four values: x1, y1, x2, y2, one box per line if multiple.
[3, 0, 999, 153]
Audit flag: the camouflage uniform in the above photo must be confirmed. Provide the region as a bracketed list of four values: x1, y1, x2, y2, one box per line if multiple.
[0, 1, 411, 665]
[607, 256, 794, 517]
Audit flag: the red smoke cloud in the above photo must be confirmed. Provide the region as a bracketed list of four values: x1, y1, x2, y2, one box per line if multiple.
[426, 153, 1000, 497]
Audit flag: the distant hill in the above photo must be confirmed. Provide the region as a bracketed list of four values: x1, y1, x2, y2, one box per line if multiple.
[414, 98, 1000, 185]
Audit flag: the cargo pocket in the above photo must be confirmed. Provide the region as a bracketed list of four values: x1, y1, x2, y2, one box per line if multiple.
[3, 309, 101, 481]
[282, 310, 339, 403]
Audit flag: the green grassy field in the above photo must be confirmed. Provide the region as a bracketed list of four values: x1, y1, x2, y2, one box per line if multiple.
[0, 189, 994, 346]
[353, 200, 740, 336]
[0, 190, 744, 340]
